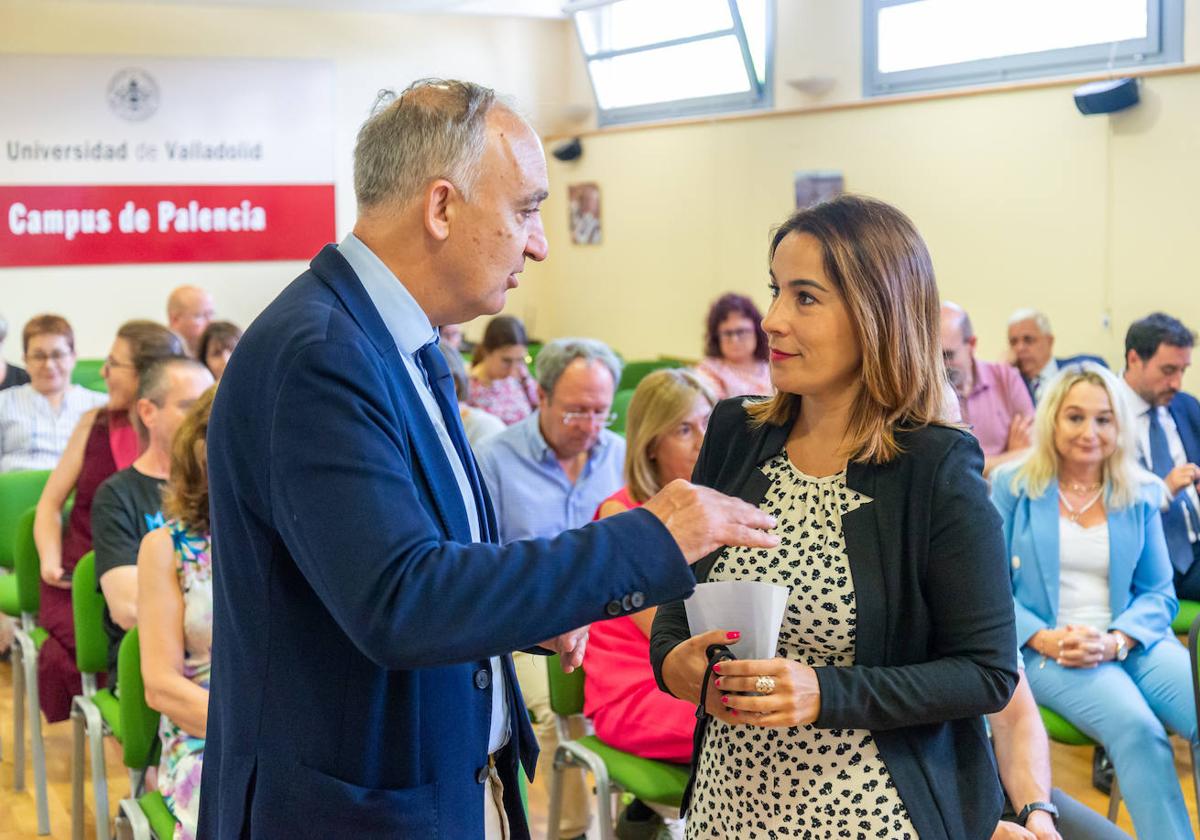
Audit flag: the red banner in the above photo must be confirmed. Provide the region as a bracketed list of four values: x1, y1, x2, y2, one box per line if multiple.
[0, 184, 336, 267]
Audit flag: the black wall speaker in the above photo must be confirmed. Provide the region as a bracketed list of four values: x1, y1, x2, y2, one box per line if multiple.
[551, 138, 583, 162]
[1074, 77, 1140, 115]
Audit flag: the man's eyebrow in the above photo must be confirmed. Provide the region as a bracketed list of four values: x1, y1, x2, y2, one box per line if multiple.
[523, 189, 549, 205]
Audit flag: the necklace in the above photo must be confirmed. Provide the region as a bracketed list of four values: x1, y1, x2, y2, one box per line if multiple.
[1064, 479, 1103, 493]
[1058, 488, 1104, 523]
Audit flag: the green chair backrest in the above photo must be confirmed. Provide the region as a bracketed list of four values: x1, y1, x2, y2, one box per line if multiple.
[618, 359, 684, 393]
[546, 655, 586, 718]
[118, 627, 162, 770]
[610, 389, 635, 436]
[0, 469, 51, 570]
[13, 507, 41, 616]
[72, 358, 108, 392]
[72, 551, 110, 676]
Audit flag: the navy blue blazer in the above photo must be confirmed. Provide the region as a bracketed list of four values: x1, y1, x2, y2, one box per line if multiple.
[1158, 391, 1200, 566]
[198, 245, 695, 839]
[1021, 354, 1108, 403]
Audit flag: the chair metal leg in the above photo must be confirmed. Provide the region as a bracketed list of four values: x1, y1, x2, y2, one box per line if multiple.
[547, 747, 565, 840]
[116, 798, 151, 840]
[12, 636, 25, 792]
[72, 709, 86, 840]
[1106, 773, 1122, 823]
[559, 743, 614, 840]
[15, 629, 49, 834]
[88, 715, 112, 840]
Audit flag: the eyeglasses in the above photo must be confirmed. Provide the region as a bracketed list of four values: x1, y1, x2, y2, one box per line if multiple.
[27, 350, 72, 365]
[561, 409, 618, 428]
[101, 356, 136, 371]
[718, 328, 755, 342]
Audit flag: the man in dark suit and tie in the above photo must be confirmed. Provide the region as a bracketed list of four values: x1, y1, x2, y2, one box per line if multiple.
[1118, 312, 1200, 600]
[198, 79, 777, 839]
[1007, 308, 1108, 404]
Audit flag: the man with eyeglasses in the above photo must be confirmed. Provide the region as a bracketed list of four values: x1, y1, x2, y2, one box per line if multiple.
[0, 314, 107, 472]
[475, 337, 625, 840]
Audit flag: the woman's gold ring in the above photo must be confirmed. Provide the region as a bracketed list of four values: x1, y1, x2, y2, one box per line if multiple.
[755, 675, 776, 694]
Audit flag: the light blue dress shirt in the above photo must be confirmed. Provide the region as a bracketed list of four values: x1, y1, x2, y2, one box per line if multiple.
[475, 412, 626, 544]
[337, 233, 508, 752]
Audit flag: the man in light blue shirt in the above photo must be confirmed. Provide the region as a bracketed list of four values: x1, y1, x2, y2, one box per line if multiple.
[476, 337, 625, 839]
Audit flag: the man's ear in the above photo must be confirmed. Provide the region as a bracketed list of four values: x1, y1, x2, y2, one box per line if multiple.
[1126, 348, 1141, 371]
[135, 397, 157, 431]
[537, 384, 549, 409]
[424, 180, 457, 241]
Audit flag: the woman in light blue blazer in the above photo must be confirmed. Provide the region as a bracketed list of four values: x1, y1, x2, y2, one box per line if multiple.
[992, 362, 1197, 840]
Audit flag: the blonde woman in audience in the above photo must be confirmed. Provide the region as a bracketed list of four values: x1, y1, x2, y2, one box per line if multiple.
[138, 385, 217, 840]
[33, 320, 183, 722]
[993, 363, 1198, 840]
[589, 368, 716, 840]
[0, 314, 107, 472]
[468, 314, 539, 425]
[693, 293, 773, 400]
[195, 321, 242, 381]
[651, 196, 1017, 839]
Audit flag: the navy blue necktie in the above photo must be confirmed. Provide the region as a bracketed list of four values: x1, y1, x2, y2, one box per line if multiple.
[1148, 407, 1200, 573]
[415, 340, 491, 542]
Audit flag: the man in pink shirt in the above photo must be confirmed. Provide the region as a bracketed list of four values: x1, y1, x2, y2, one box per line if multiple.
[941, 302, 1035, 476]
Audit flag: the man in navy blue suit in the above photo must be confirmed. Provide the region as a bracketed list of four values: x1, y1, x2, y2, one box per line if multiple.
[1118, 313, 1200, 600]
[198, 79, 777, 839]
[1007, 308, 1108, 404]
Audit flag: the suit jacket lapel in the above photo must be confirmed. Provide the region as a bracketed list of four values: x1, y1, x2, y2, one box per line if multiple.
[1030, 487, 1061, 622]
[844, 463, 886, 666]
[1170, 401, 1200, 463]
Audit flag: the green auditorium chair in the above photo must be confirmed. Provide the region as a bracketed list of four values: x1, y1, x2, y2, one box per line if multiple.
[617, 359, 684, 393]
[71, 551, 120, 840]
[0, 469, 51, 574]
[9, 507, 51, 834]
[1174, 599, 1200, 635]
[545, 656, 689, 840]
[72, 359, 108, 393]
[1038, 706, 1122, 823]
[113, 627, 176, 840]
[610, 389, 635, 436]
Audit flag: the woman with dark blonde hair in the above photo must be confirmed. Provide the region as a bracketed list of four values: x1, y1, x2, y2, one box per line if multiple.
[138, 384, 217, 840]
[650, 195, 1018, 839]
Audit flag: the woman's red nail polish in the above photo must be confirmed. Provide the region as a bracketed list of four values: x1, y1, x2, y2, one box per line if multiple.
[730, 709, 739, 716]
[721, 696, 730, 705]
[727, 631, 741, 640]
[714, 678, 722, 688]
[713, 664, 721, 673]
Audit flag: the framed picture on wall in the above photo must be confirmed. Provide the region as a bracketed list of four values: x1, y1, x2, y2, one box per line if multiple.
[794, 171, 844, 209]
[568, 182, 602, 245]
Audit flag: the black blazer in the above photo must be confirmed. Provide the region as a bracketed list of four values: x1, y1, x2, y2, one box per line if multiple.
[650, 399, 1019, 840]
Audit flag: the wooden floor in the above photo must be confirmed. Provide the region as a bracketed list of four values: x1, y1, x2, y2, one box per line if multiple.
[1, 658, 1195, 840]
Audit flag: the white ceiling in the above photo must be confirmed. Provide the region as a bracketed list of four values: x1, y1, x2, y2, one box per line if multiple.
[93, 0, 567, 17]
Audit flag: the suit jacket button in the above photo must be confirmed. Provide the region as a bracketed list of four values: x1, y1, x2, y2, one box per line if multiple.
[631, 591, 645, 609]
[1012, 555, 1021, 570]
[474, 668, 491, 690]
[606, 599, 622, 616]
[476, 764, 490, 784]
[621, 594, 633, 611]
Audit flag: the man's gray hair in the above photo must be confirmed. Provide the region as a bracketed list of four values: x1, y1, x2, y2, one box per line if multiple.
[354, 78, 500, 211]
[1008, 308, 1053, 335]
[535, 338, 623, 396]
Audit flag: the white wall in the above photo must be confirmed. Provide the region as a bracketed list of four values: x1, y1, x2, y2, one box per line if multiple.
[0, 0, 579, 359]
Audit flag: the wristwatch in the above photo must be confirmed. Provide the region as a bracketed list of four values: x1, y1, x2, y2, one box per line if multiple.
[1112, 632, 1129, 662]
[1018, 800, 1059, 826]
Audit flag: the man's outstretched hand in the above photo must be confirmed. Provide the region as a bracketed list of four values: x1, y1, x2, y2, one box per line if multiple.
[643, 479, 779, 563]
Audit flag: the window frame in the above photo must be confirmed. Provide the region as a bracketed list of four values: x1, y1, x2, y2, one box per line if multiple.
[568, 0, 775, 127]
[862, 0, 1184, 97]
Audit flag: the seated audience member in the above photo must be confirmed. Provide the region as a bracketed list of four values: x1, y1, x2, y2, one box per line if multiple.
[993, 363, 1197, 840]
[693, 292, 772, 399]
[1117, 313, 1200, 601]
[33, 321, 183, 722]
[0, 314, 107, 472]
[0, 312, 31, 390]
[942, 301, 1035, 475]
[138, 385, 217, 840]
[94, 357, 212, 687]
[1007, 309, 1108, 404]
[468, 314, 539, 425]
[440, 322, 469, 353]
[195, 321, 242, 381]
[439, 341, 504, 446]
[476, 337, 625, 840]
[989, 669, 1131, 840]
[588, 368, 716, 840]
[167, 285, 215, 358]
